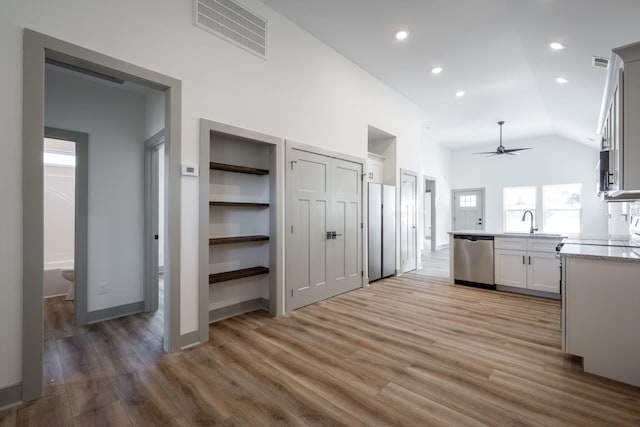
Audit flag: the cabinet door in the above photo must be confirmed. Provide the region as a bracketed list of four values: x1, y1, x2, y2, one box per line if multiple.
[527, 251, 560, 293]
[367, 159, 384, 184]
[494, 249, 527, 288]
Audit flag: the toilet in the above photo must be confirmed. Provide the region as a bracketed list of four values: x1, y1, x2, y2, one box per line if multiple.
[61, 269, 74, 301]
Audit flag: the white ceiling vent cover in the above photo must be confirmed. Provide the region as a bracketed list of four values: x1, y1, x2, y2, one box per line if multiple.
[592, 56, 609, 69]
[194, 0, 267, 59]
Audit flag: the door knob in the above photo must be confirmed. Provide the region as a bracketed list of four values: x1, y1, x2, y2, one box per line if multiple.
[326, 231, 332, 240]
[331, 231, 342, 239]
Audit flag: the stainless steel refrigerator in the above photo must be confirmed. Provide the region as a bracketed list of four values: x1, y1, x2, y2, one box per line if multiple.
[368, 183, 396, 281]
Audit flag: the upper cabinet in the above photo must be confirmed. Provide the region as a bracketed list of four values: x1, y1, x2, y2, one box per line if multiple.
[366, 152, 385, 184]
[598, 41, 640, 201]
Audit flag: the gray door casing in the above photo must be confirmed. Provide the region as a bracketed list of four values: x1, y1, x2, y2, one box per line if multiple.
[144, 130, 165, 313]
[22, 29, 182, 402]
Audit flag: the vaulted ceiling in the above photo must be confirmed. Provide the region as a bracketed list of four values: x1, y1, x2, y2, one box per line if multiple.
[261, 0, 640, 149]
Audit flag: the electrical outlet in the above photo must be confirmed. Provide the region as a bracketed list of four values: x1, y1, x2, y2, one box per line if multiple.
[99, 283, 108, 295]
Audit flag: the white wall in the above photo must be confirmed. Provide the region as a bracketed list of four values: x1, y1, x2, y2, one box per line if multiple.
[422, 137, 453, 249]
[45, 67, 147, 312]
[0, 0, 424, 388]
[451, 135, 608, 236]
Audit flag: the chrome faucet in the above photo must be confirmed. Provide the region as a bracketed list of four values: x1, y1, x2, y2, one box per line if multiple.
[521, 210, 538, 234]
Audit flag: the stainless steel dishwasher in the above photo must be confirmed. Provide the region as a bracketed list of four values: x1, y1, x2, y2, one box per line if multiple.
[453, 234, 495, 288]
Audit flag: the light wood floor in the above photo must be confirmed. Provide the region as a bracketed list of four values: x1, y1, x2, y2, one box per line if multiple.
[414, 247, 450, 278]
[2, 264, 640, 425]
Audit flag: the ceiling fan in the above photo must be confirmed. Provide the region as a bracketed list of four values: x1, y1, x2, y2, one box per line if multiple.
[474, 121, 532, 156]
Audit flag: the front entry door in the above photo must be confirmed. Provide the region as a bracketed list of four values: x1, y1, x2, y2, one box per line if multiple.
[452, 189, 485, 231]
[286, 147, 362, 311]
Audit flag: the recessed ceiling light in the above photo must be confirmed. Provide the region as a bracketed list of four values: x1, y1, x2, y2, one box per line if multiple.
[550, 41, 566, 50]
[555, 76, 569, 84]
[431, 66, 443, 75]
[456, 90, 465, 97]
[395, 30, 409, 40]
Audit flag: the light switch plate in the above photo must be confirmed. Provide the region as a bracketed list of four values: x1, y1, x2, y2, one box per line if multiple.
[181, 164, 199, 176]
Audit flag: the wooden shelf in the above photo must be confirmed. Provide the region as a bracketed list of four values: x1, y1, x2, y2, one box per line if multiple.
[209, 201, 269, 208]
[210, 162, 269, 175]
[209, 266, 269, 284]
[209, 235, 269, 245]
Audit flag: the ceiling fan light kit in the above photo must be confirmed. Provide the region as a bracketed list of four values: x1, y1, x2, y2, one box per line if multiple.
[473, 121, 533, 156]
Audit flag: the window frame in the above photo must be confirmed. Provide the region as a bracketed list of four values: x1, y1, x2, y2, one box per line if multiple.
[503, 186, 537, 233]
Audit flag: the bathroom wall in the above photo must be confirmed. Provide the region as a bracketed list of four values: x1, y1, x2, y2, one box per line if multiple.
[43, 142, 75, 270]
[45, 66, 148, 312]
[43, 138, 76, 297]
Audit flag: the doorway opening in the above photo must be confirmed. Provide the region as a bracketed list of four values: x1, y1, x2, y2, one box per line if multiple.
[424, 178, 436, 252]
[23, 29, 182, 402]
[43, 137, 76, 308]
[400, 169, 418, 273]
[43, 128, 89, 331]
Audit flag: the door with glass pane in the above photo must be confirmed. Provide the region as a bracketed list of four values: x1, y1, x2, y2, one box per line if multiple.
[452, 189, 485, 231]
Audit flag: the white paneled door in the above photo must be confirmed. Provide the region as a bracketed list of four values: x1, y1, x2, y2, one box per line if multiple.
[400, 170, 417, 273]
[286, 147, 362, 311]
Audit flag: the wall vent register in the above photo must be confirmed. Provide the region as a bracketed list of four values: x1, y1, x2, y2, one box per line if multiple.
[194, 0, 267, 58]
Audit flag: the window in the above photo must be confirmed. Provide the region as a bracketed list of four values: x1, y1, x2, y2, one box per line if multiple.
[543, 184, 581, 233]
[459, 195, 477, 208]
[504, 186, 536, 232]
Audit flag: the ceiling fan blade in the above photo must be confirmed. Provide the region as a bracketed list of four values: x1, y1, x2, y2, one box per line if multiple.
[505, 151, 520, 155]
[503, 147, 532, 153]
[473, 151, 498, 155]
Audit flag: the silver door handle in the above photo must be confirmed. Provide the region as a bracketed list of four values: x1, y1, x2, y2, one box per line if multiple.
[331, 231, 342, 239]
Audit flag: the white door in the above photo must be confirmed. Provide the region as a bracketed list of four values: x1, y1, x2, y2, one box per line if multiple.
[400, 171, 417, 273]
[453, 189, 484, 231]
[286, 148, 362, 311]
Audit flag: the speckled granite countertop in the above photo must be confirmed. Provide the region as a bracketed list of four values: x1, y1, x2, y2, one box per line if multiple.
[559, 243, 640, 262]
[449, 231, 565, 239]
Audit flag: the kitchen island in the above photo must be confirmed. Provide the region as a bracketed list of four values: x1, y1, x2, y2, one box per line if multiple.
[449, 231, 563, 298]
[559, 240, 640, 388]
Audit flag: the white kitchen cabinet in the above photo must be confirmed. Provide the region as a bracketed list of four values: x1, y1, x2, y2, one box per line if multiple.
[598, 41, 640, 199]
[366, 152, 384, 184]
[527, 251, 560, 293]
[494, 237, 561, 294]
[494, 249, 527, 288]
[564, 256, 640, 387]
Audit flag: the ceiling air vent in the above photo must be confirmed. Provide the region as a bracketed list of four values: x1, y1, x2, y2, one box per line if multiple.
[194, 0, 267, 59]
[592, 56, 609, 69]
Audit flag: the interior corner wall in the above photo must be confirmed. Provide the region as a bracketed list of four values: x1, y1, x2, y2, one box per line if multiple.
[45, 67, 147, 312]
[422, 137, 453, 248]
[1, 0, 424, 388]
[145, 89, 165, 140]
[451, 135, 608, 235]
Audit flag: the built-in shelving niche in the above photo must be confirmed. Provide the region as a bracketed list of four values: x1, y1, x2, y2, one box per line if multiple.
[199, 119, 282, 331]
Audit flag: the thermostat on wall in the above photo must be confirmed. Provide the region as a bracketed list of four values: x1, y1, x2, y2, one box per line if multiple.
[181, 164, 199, 177]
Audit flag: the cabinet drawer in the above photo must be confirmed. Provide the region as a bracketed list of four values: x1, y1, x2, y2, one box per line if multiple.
[527, 238, 562, 253]
[495, 237, 527, 250]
